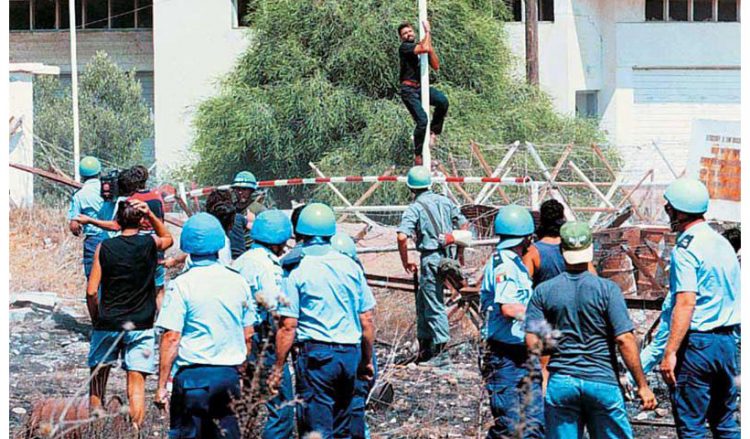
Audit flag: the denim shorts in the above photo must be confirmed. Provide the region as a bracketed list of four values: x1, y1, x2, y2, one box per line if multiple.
[88, 328, 157, 374]
[155, 264, 166, 287]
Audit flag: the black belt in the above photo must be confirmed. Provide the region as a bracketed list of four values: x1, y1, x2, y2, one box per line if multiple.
[690, 324, 739, 335]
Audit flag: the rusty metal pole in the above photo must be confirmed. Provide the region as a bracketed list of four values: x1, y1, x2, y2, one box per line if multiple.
[525, 0, 539, 86]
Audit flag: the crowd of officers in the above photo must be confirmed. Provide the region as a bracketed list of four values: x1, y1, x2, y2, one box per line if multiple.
[67, 157, 740, 439]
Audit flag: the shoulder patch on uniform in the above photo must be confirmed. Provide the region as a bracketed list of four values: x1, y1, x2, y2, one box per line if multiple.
[677, 235, 694, 249]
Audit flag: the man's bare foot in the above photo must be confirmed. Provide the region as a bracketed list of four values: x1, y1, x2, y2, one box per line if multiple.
[414, 155, 423, 166]
[430, 132, 437, 147]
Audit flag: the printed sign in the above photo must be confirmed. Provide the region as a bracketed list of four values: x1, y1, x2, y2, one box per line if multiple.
[685, 120, 741, 222]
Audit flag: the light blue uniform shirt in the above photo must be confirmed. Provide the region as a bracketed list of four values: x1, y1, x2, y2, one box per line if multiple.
[480, 248, 534, 345]
[669, 222, 741, 332]
[67, 178, 110, 236]
[278, 243, 376, 345]
[397, 191, 468, 252]
[156, 261, 259, 369]
[232, 243, 283, 323]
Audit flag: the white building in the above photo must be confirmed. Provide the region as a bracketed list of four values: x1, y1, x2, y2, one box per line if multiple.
[10, 0, 740, 181]
[504, 0, 740, 181]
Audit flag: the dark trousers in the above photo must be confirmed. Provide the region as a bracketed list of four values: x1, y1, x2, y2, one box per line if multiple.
[481, 342, 544, 439]
[169, 365, 241, 439]
[671, 331, 740, 439]
[295, 341, 361, 439]
[83, 234, 104, 278]
[247, 331, 295, 439]
[350, 347, 377, 439]
[400, 85, 449, 156]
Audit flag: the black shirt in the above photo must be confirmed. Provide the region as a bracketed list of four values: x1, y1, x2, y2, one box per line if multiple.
[229, 213, 249, 259]
[97, 234, 158, 331]
[399, 42, 420, 82]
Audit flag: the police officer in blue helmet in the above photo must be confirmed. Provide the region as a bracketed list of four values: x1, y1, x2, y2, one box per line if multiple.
[155, 213, 259, 439]
[232, 210, 295, 439]
[270, 203, 377, 438]
[659, 178, 741, 438]
[479, 205, 544, 439]
[331, 232, 377, 439]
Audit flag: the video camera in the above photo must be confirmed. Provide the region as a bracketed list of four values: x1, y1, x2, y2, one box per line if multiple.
[100, 169, 120, 201]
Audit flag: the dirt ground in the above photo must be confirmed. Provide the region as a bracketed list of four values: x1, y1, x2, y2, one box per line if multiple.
[9, 207, 687, 438]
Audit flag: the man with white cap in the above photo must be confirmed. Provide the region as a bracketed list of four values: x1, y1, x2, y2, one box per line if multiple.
[525, 221, 656, 439]
[155, 213, 259, 439]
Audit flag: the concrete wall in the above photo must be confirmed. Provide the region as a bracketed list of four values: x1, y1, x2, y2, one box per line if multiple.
[9, 72, 36, 207]
[153, 0, 250, 169]
[9, 30, 153, 73]
[504, 0, 740, 182]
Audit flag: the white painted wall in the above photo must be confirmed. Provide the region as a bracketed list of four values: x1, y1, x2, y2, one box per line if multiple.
[153, 0, 250, 169]
[504, 0, 740, 182]
[9, 64, 61, 206]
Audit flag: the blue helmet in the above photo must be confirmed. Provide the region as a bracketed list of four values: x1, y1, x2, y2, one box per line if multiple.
[664, 178, 709, 214]
[251, 210, 293, 245]
[232, 171, 258, 190]
[494, 204, 534, 249]
[331, 232, 357, 260]
[296, 203, 336, 237]
[79, 156, 101, 177]
[180, 213, 226, 256]
[406, 166, 432, 189]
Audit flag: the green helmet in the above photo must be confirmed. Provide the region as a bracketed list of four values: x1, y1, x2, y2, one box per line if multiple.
[406, 166, 431, 190]
[296, 203, 336, 237]
[232, 171, 258, 190]
[664, 178, 709, 214]
[494, 204, 534, 249]
[79, 156, 101, 177]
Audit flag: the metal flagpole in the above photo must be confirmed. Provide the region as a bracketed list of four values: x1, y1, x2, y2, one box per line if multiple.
[418, 0, 431, 169]
[69, 0, 81, 182]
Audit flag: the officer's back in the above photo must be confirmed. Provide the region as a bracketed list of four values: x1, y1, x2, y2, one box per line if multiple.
[404, 190, 462, 250]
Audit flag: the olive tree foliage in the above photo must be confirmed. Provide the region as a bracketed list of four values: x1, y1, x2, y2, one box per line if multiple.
[33, 51, 153, 202]
[189, 0, 608, 204]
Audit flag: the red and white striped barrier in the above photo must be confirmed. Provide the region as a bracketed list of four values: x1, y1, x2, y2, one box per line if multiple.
[163, 175, 531, 203]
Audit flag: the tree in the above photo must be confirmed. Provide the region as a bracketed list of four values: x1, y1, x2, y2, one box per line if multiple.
[188, 0, 609, 205]
[33, 51, 153, 200]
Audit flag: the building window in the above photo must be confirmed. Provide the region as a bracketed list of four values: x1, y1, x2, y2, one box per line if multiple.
[503, 0, 555, 22]
[669, 0, 689, 20]
[575, 91, 598, 118]
[234, 0, 252, 27]
[9, 0, 152, 31]
[646, 0, 740, 21]
[718, 0, 739, 21]
[645, 0, 665, 20]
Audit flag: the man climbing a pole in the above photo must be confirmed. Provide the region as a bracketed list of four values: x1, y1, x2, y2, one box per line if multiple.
[398, 20, 448, 166]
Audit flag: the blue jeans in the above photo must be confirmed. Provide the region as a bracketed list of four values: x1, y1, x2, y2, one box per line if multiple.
[481, 342, 544, 439]
[83, 234, 104, 278]
[247, 332, 295, 439]
[169, 365, 241, 439]
[400, 85, 449, 155]
[545, 373, 632, 439]
[350, 348, 377, 439]
[295, 341, 360, 439]
[671, 331, 740, 439]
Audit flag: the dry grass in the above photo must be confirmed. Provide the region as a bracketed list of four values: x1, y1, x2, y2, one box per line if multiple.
[10, 206, 87, 298]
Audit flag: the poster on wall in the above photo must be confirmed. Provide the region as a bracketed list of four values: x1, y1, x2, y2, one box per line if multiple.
[685, 119, 741, 223]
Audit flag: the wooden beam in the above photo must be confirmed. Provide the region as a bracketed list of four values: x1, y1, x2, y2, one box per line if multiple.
[590, 143, 647, 221]
[437, 163, 473, 204]
[309, 162, 379, 228]
[470, 141, 511, 203]
[339, 166, 395, 222]
[538, 143, 574, 200]
[525, 0, 539, 85]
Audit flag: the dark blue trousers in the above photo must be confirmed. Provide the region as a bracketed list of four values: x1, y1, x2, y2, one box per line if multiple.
[671, 331, 740, 439]
[247, 331, 295, 439]
[295, 341, 360, 439]
[350, 348, 377, 439]
[83, 234, 104, 278]
[481, 342, 544, 439]
[400, 85, 449, 155]
[169, 365, 241, 439]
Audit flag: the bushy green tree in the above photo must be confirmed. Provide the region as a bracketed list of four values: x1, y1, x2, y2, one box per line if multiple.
[189, 0, 608, 205]
[33, 51, 153, 201]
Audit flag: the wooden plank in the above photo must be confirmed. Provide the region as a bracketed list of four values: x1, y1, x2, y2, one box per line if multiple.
[437, 163, 473, 204]
[339, 166, 395, 222]
[538, 143, 574, 200]
[470, 141, 511, 204]
[590, 143, 647, 221]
